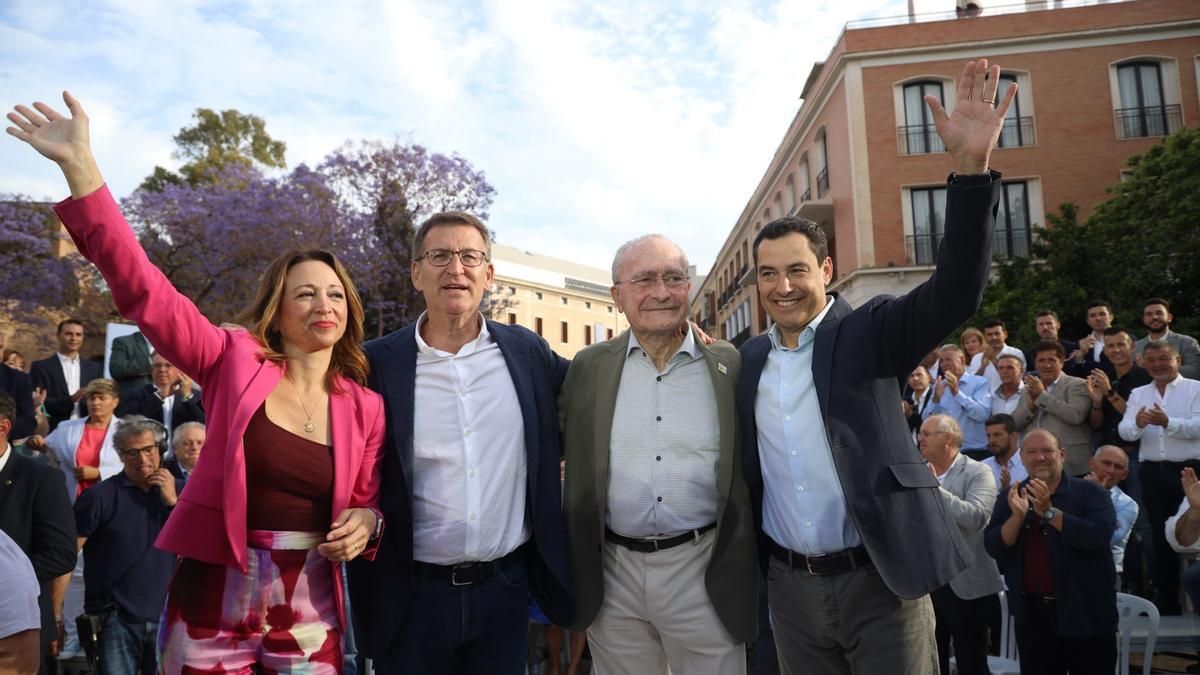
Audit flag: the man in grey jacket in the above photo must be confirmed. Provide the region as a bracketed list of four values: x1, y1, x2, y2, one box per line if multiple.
[919, 414, 1003, 675]
[1135, 298, 1200, 379]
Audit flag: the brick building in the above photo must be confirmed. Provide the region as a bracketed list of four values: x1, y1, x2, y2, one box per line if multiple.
[691, 0, 1200, 344]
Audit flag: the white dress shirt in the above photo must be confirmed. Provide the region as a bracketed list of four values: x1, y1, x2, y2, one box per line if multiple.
[1166, 496, 1200, 553]
[757, 298, 861, 555]
[607, 328, 719, 538]
[57, 352, 82, 419]
[991, 383, 1025, 417]
[0, 443, 10, 475]
[969, 345, 1025, 392]
[1118, 376, 1200, 462]
[411, 312, 529, 564]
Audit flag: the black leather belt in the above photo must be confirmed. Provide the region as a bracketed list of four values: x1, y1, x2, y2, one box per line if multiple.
[605, 523, 716, 553]
[414, 545, 524, 586]
[769, 540, 872, 576]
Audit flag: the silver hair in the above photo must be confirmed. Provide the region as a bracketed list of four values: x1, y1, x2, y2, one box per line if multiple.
[171, 421, 206, 450]
[610, 234, 690, 284]
[113, 415, 166, 452]
[927, 413, 963, 449]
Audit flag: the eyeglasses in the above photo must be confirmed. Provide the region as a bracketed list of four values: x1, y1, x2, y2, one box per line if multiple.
[418, 249, 489, 267]
[118, 444, 159, 460]
[615, 273, 690, 291]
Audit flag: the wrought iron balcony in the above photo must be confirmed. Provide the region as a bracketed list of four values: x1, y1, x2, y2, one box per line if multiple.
[1114, 104, 1181, 139]
[997, 116, 1036, 148]
[897, 124, 945, 155]
[906, 227, 1033, 265]
[816, 167, 829, 198]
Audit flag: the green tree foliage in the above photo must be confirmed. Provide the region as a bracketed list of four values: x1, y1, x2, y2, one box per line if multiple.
[139, 109, 287, 190]
[968, 127, 1200, 346]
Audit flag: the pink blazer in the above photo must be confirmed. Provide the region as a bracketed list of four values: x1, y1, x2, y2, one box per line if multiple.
[54, 186, 384, 626]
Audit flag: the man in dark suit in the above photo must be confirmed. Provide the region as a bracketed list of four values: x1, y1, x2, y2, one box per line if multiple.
[984, 429, 1117, 673]
[116, 353, 204, 443]
[0, 363, 37, 440]
[108, 330, 152, 400]
[1025, 310, 1077, 373]
[350, 211, 571, 674]
[30, 319, 102, 432]
[0, 392, 77, 672]
[1065, 300, 1114, 377]
[734, 58, 1011, 673]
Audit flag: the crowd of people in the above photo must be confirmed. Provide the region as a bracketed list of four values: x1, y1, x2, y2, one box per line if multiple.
[1, 56, 1193, 675]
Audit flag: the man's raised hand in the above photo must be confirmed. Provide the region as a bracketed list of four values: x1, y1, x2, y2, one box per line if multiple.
[923, 58, 1017, 174]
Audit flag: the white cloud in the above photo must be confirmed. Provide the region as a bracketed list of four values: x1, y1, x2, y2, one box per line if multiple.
[0, 0, 917, 272]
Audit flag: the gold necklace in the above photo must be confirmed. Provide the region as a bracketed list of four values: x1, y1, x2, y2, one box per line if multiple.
[285, 371, 320, 434]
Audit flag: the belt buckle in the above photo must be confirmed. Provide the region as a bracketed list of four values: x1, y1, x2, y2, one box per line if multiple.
[450, 563, 475, 586]
[805, 553, 826, 575]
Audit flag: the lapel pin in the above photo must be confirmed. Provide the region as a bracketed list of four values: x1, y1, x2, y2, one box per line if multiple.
[717, 363, 728, 375]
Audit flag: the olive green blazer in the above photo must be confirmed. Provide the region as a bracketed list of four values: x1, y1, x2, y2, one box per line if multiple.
[559, 332, 758, 642]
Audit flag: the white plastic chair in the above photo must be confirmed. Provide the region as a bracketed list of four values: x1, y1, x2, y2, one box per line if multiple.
[1115, 592, 1159, 675]
[948, 590, 1019, 675]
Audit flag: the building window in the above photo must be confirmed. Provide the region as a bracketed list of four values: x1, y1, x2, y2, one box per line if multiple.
[507, 312, 517, 325]
[1115, 61, 1181, 138]
[993, 181, 1032, 259]
[561, 296, 568, 305]
[508, 286, 516, 294]
[995, 73, 1035, 148]
[607, 328, 614, 340]
[799, 156, 811, 202]
[534, 317, 544, 336]
[815, 132, 829, 197]
[907, 186, 948, 265]
[560, 321, 569, 343]
[535, 292, 543, 300]
[585, 301, 592, 309]
[907, 181, 1032, 264]
[607, 305, 613, 313]
[584, 324, 593, 345]
[899, 81, 945, 155]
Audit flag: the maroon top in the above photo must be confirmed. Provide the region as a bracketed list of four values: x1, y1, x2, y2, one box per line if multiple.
[243, 405, 334, 532]
[1022, 519, 1054, 594]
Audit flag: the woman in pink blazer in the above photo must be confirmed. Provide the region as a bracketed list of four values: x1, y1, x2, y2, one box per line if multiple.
[8, 93, 384, 674]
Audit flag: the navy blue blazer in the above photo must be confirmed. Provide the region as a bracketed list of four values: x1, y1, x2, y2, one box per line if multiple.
[30, 355, 102, 431]
[349, 319, 573, 657]
[736, 173, 1002, 600]
[984, 475, 1117, 637]
[0, 364, 37, 439]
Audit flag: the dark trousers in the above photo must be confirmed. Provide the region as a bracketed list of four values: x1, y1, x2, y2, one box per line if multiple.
[98, 613, 157, 675]
[1014, 597, 1115, 675]
[1184, 560, 1200, 615]
[1140, 460, 1200, 612]
[377, 554, 530, 675]
[931, 586, 994, 675]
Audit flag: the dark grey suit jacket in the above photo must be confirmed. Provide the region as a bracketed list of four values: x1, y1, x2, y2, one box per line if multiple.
[561, 334, 758, 642]
[737, 172, 1002, 599]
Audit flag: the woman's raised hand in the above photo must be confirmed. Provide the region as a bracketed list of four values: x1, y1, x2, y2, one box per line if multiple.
[6, 91, 104, 198]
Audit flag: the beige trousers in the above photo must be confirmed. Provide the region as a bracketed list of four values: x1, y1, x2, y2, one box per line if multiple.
[586, 529, 746, 675]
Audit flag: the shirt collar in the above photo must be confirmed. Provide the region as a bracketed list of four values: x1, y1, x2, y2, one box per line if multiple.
[626, 325, 700, 360]
[414, 311, 491, 357]
[57, 352, 79, 365]
[0, 443, 10, 474]
[767, 294, 835, 352]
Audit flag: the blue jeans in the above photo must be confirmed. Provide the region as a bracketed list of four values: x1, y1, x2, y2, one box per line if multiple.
[99, 613, 157, 675]
[379, 554, 530, 675]
[342, 563, 358, 675]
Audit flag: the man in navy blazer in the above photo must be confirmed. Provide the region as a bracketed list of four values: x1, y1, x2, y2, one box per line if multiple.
[30, 319, 102, 431]
[350, 211, 571, 674]
[735, 58, 1011, 673]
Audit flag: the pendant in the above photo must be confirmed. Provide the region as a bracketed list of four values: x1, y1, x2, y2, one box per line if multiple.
[303, 421, 316, 433]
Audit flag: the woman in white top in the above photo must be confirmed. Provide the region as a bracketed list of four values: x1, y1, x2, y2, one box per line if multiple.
[24, 378, 122, 500]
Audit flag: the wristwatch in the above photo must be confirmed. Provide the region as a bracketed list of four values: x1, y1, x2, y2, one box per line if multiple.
[1042, 506, 1060, 521]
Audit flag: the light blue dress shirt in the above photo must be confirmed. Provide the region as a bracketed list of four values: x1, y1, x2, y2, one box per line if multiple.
[1110, 485, 1138, 574]
[923, 373, 993, 450]
[756, 298, 861, 555]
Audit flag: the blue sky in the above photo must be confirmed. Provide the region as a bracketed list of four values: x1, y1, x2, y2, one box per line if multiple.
[1, 0, 952, 273]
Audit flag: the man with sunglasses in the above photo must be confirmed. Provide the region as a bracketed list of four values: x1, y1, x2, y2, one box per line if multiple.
[352, 213, 571, 674]
[73, 416, 179, 674]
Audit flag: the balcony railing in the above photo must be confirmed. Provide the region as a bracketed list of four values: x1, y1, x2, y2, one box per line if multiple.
[906, 227, 1033, 265]
[997, 116, 1036, 148]
[898, 124, 945, 155]
[801, 187, 812, 202]
[1115, 104, 1182, 139]
[816, 167, 829, 197]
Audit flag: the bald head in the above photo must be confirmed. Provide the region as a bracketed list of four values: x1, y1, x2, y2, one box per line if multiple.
[1020, 429, 1066, 483]
[1089, 445, 1130, 489]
